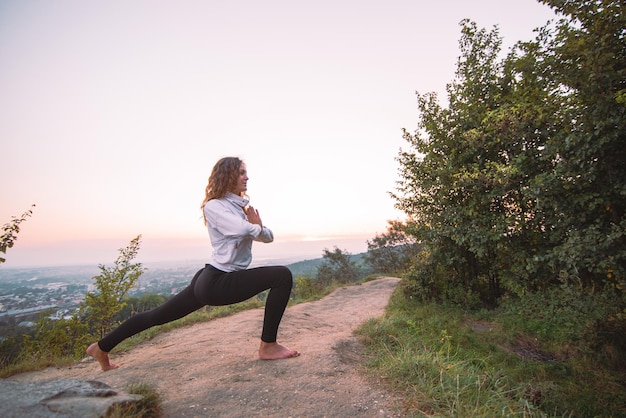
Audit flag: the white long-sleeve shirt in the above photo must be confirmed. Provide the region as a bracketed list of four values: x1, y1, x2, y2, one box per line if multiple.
[203, 193, 274, 272]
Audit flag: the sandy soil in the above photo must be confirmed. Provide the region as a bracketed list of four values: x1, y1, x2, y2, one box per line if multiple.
[10, 277, 404, 417]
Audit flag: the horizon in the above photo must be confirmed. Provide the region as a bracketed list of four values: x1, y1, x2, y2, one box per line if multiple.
[0, 233, 372, 269]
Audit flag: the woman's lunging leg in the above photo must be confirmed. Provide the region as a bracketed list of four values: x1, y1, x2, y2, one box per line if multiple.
[87, 268, 206, 370]
[98, 284, 204, 351]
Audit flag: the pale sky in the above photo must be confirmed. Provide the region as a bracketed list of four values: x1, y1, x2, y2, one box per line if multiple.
[0, 0, 556, 267]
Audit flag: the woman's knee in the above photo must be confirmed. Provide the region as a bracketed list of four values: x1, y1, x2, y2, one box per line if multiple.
[274, 266, 293, 287]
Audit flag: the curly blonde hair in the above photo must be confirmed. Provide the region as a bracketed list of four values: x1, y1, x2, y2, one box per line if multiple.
[201, 157, 243, 225]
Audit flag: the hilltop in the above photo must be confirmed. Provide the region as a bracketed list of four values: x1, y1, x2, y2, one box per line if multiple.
[7, 277, 403, 417]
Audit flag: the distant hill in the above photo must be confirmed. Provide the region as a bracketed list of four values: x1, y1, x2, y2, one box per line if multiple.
[286, 252, 369, 278]
[285, 258, 325, 277]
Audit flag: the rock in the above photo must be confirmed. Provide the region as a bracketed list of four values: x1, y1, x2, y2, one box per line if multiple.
[0, 378, 142, 418]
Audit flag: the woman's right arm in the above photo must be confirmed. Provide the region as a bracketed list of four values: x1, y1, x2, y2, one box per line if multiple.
[205, 202, 263, 238]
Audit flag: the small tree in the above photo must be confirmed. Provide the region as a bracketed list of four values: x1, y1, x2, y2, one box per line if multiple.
[1, 205, 35, 264]
[316, 247, 359, 284]
[82, 235, 145, 339]
[365, 220, 421, 274]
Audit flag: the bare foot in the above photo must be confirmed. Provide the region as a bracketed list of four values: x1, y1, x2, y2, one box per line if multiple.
[86, 343, 119, 371]
[258, 341, 300, 360]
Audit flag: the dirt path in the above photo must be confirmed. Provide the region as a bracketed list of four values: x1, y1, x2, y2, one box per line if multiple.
[10, 277, 404, 417]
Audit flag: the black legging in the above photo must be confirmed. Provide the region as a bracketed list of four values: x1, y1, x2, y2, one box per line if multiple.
[98, 264, 293, 352]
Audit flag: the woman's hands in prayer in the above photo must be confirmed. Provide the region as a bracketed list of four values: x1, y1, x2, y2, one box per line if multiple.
[245, 206, 263, 228]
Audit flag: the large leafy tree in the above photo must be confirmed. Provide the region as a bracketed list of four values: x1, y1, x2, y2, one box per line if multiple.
[533, 0, 626, 286]
[394, 0, 625, 305]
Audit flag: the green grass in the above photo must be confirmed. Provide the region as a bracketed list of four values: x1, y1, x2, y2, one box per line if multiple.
[0, 355, 77, 378]
[356, 287, 626, 417]
[106, 382, 163, 418]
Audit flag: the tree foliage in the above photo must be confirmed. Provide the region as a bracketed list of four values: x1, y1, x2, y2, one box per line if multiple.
[1, 205, 35, 264]
[82, 235, 145, 338]
[394, 0, 625, 309]
[365, 220, 421, 274]
[316, 247, 359, 284]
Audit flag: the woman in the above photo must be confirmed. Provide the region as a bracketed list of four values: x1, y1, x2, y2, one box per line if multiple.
[87, 157, 299, 371]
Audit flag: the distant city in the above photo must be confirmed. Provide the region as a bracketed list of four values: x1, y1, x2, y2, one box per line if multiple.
[0, 262, 191, 330]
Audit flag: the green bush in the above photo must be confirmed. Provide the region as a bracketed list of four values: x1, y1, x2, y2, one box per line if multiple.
[19, 314, 92, 365]
[292, 276, 321, 301]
